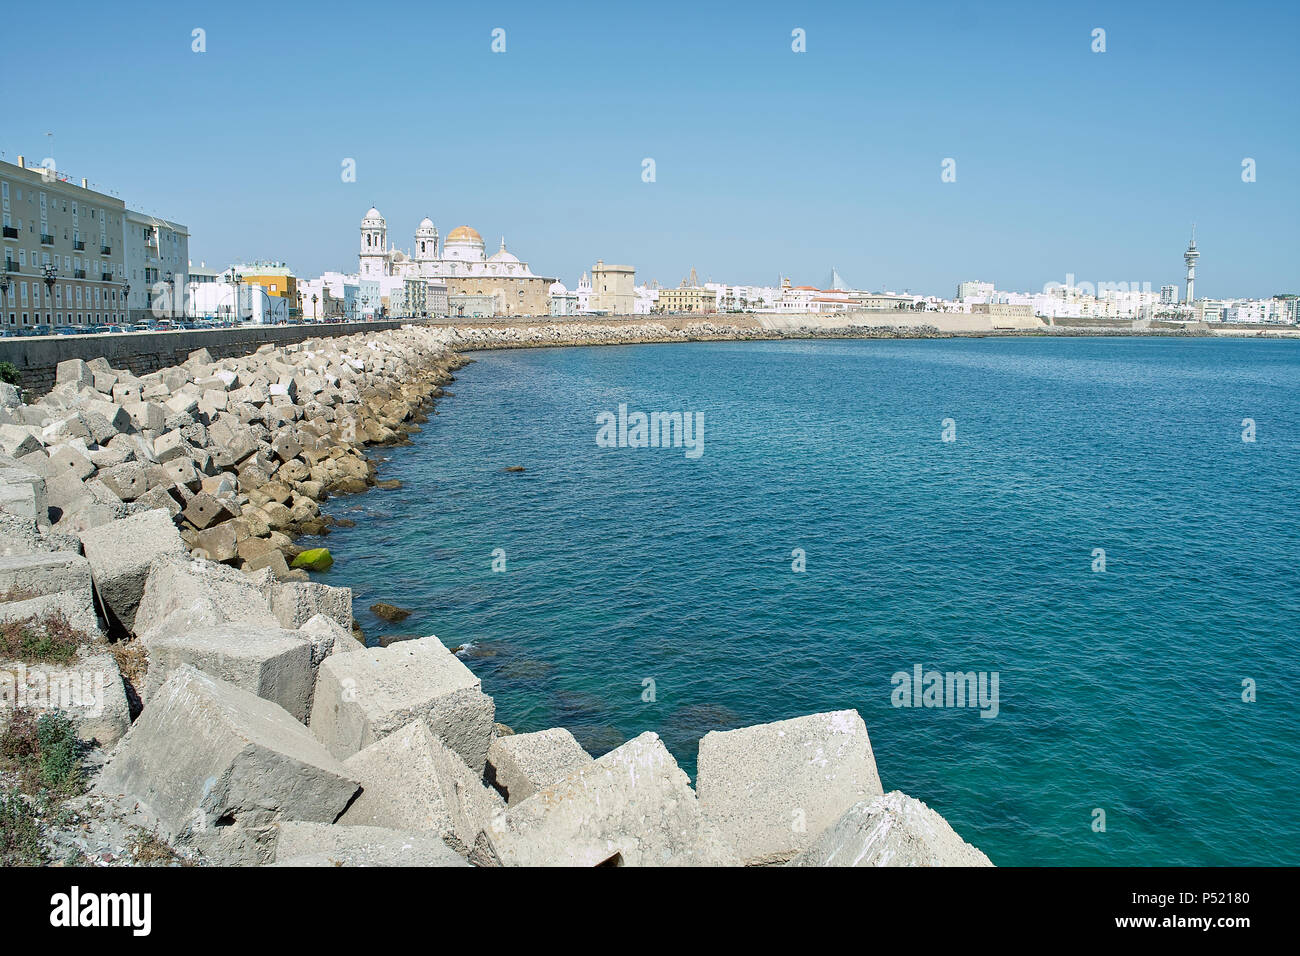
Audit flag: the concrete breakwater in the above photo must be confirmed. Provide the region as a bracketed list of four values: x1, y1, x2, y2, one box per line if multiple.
[0, 322, 992, 866]
[0, 320, 411, 399]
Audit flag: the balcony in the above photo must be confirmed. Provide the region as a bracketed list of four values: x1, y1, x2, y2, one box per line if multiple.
[100, 245, 112, 255]
[101, 272, 113, 281]
[74, 269, 86, 279]
[73, 239, 85, 251]
[40, 234, 54, 246]
[2, 226, 17, 239]
[4, 261, 20, 273]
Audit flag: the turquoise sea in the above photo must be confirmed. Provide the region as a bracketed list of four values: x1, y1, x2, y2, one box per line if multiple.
[312, 336, 1300, 866]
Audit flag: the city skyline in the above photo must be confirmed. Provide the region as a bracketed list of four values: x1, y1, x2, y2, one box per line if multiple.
[4, 0, 1297, 298]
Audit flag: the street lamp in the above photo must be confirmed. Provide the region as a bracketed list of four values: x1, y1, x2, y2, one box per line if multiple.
[165, 271, 175, 323]
[312, 293, 318, 323]
[0, 274, 11, 329]
[226, 272, 240, 324]
[42, 265, 57, 327]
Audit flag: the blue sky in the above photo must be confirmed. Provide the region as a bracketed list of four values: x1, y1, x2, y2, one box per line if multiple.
[6, 0, 1296, 297]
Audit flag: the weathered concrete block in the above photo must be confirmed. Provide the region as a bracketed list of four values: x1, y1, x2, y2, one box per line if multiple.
[55, 359, 93, 390]
[153, 430, 190, 464]
[0, 651, 129, 747]
[0, 588, 103, 638]
[472, 732, 734, 867]
[271, 822, 468, 867]
[181, 492, 238, 530]
[0, 550, 94, 603]
[487, 728, 592, 806]
[142, 624, 316, 722]
[271, 580, 351, 632]
[192, 521, 238, 562]
[298, 612, 363, 664]
[133, 556, 278, 642]
[96, 666, 358, 864]
[338, 719, 504, 853]
[789, 791, 993, 867]
[97, 461, 149, 501]
[47, 445, 95, 481]
[696, 710, 883, 866]
[0, 424, 44, 459]
[79, 509, 187, 630]
[309, 636, 494, 771]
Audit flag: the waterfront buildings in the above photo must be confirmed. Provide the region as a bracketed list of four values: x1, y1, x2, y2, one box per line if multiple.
[657, 269, 715, 314]
[1, 156, 128, 329]
[356, 208, 554, 317]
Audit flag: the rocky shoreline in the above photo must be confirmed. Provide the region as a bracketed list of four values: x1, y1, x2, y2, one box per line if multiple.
[0, 322, 992, 867]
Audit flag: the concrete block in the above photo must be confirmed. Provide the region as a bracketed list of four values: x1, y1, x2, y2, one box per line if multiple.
[696, 710, 883, 866]
[133, 556, 278, 642]
[0, 551, 94, 603]
[55, 359, 93, 389]
[487, 728, 592, 806]
[338, 719, 504, 854]
[309, 636, 494, 771]
[142, 624, 316, 722]
[271, 580, 351, 632]
[271, 822, 468, 867]
[472, 732, 735, 867]
[181, 492, 237, 530]
[95, 665, 358, 864]
[300, 613, 365, 661]
[789, 791, 994, 867]
[79, 509, 188, 630]
[97, 461, 149, 501]
[0, 651, 129, 748]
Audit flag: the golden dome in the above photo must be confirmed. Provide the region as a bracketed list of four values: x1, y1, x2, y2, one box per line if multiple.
[446, 225, 482, 244]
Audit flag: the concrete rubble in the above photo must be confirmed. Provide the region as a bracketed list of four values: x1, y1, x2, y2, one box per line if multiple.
[0, 323, 993, 867]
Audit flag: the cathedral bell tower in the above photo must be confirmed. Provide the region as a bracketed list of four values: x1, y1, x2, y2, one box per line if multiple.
[360, 206, 388, 278]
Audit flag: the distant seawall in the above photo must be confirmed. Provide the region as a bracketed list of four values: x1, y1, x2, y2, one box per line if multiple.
[0, 320, 407, 397]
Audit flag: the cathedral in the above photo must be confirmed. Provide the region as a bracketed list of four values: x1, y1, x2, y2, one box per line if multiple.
[359, 207, 554, 316]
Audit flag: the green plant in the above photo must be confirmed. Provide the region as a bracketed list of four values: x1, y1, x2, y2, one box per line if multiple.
[0, 708, 84, 796]
[0, 361, 20, 386]
[0, 786, 46, 865]
[36, 712, 83, 793]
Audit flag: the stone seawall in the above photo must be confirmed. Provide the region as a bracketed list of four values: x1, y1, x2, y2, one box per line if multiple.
[0, 321, 408, 398]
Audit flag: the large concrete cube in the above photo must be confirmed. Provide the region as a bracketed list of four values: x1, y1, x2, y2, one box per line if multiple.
[338, 719, 504, 854]
[487, 728, 592, 806]
[309, 636, 494, 771]
[142, 624, 316, 722]
[0, 651, 130, 747]
[271, 822, 469, 867]
[789, 791, 993, 867]
[133, 556, 278, 641]
[96, 665, 358, 865]
[79, 508, 187, 630]
[696, 710, 884, 865]
[270, 580, 352, 632]
[472, 732, 735, 867]
[0, 551, 94, 604]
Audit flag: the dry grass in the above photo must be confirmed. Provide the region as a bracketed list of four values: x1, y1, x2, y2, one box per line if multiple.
[0, 611, 86, 666]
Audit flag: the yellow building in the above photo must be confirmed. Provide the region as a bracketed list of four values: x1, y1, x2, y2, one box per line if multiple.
[233, 262, 298, 317]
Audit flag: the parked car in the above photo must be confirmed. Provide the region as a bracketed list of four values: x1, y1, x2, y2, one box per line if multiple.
[52, 326, 79, 336]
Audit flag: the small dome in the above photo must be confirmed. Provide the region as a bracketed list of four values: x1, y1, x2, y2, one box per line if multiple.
[417, 217, 436, 232]
[489, 237, 520, 263]
[362, 207, 383, 223]
[549, 281, 567, 294]
[446, 225, 482, 244]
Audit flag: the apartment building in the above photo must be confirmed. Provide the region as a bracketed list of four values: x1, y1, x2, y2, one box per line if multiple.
[1, 156, 127, 329]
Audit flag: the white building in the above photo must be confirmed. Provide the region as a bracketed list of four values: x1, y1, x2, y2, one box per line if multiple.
[124, 210, 188, 322]
[957, 280, 995, 301]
